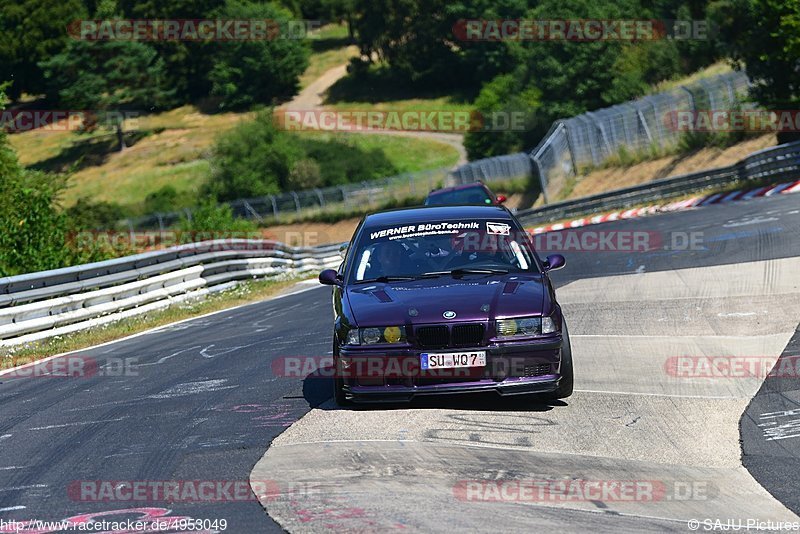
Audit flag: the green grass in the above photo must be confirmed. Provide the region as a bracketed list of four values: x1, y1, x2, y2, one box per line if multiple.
[649, 61, 733, 93]
[293, 130, 459, 173]
[327, 96, 473, 115]
[12, 113, 459, 213]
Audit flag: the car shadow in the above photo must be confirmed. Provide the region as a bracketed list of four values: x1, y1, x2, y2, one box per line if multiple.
[301, 365, 567, 412]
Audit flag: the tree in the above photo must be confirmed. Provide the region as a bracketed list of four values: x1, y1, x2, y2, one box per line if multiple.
[208, 0, 310, 109]
[711, 0, 800, 135]
[39, 1, 174, 151]
[118, 0, 226, 102]
[349, 0, 523, 91]
[0, 0, 87, 99]
[464, 74, 543, 159]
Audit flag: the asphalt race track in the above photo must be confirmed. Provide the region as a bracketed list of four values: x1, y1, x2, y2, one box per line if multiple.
[1, 192, 799, 533]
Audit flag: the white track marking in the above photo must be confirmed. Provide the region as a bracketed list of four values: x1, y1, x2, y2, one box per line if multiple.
[27, 417, 128, 431]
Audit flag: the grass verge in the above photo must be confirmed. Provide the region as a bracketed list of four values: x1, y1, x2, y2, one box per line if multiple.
[0, 275, 314, 369]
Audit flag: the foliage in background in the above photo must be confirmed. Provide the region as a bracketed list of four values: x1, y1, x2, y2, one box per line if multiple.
[117, 0, 225, 102]
[0, 0, 87, 99]
[208, 0, 310, 109]
[462, 0, 723, 159]
[463, 74, 543, 158]
[39, 0, 175, 151]
[0, 87, 69, 275]
[66, 198, 129, 230]
[710, 0, 800, 141]
[206, 110, 396, 201]
[178, 199, 258, 233]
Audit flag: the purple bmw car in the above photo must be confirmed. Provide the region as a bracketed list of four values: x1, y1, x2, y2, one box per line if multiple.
[319, 205, 571, 404]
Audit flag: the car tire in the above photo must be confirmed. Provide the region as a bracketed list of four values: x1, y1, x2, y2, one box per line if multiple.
[334, 376, 350, 406]
[547, 320, 574, 400]
[332, 344, 351, 406]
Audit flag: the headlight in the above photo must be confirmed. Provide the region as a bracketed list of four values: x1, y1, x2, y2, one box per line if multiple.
[542, 316, 557, 334]
[343, 326, 407, 345]
[496, 316, 558, 337]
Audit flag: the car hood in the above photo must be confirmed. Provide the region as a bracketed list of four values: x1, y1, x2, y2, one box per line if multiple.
[344, 275, 547, 325]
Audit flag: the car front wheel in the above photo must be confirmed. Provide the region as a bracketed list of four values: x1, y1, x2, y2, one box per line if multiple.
[332, 343, 351, 406]
[547, 320, 574, 400]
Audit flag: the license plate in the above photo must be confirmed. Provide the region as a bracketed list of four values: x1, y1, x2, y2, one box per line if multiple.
[420, 351, 486, 370]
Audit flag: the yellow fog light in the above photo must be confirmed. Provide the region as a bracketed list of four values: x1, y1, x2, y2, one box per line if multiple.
[497, 319, 518, 337]
[384, 326, 403, 343]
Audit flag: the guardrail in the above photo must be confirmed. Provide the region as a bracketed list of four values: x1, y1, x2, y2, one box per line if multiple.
[515, 139, 800, 225]
[0, 240, 342, 347]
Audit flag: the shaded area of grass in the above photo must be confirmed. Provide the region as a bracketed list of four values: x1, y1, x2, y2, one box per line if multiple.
[325, 65, 475, 109]
[0, 276, 311, 368]
[28, 129, 156, 174]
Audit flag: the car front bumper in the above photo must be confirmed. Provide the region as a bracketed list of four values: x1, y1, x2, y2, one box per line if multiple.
[338, 337, 563, 403]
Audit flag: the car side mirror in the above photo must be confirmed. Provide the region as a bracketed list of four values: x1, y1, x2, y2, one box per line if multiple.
[319, 269, 343, 286]
[338, 243, 348, 259]
[543, 254, 566, 272]
[496, 194, 507, 204]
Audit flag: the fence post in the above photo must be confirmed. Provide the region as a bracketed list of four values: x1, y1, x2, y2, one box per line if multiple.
[268, 195, 278, 218]
[242, 200, 263, 222]
[290, 191, 301, 213]
[560, 122, 578, 177]
[679, 85, 697, 112]
[530, 155, 550, 205]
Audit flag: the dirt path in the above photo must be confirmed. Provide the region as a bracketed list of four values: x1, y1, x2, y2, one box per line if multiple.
[280, 64, 468, 166]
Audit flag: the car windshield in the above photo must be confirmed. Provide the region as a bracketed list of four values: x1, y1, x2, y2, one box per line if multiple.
[426, 186, 493, 205]
[350, 220, 537, 282]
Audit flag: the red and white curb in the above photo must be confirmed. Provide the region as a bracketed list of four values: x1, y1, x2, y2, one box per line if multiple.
[529, 179, 800, 235]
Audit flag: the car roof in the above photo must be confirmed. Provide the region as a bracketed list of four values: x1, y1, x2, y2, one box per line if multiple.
[427, 182, 488, 196]
[362, 205, 512, 227]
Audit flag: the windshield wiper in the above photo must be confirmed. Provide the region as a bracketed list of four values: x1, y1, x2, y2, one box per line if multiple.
[354, 275, 418, 284]
[420, 268, 510, 277]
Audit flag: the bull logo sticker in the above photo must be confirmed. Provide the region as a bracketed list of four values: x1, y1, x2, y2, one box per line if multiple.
[486, 221, 511, 235]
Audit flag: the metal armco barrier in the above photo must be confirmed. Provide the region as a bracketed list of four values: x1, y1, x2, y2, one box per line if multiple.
[0, 240, 343, 347]
[516, 140, 800, 225]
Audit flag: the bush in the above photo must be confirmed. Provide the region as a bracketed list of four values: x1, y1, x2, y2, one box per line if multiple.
[143, 185, 197, 214]
[464, 74, 544, 159]
[0, 169, 71, 276]
[207, 110, 397, 201]
[178, 200, 258, 234]
[297, 136, 396, 185]
[66, 198, 129, 230]
[288, 159, 323, 189]
[207, 111, 305, 200]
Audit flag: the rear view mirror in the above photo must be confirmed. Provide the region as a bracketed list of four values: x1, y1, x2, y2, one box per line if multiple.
[339, 243, 348, 259]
